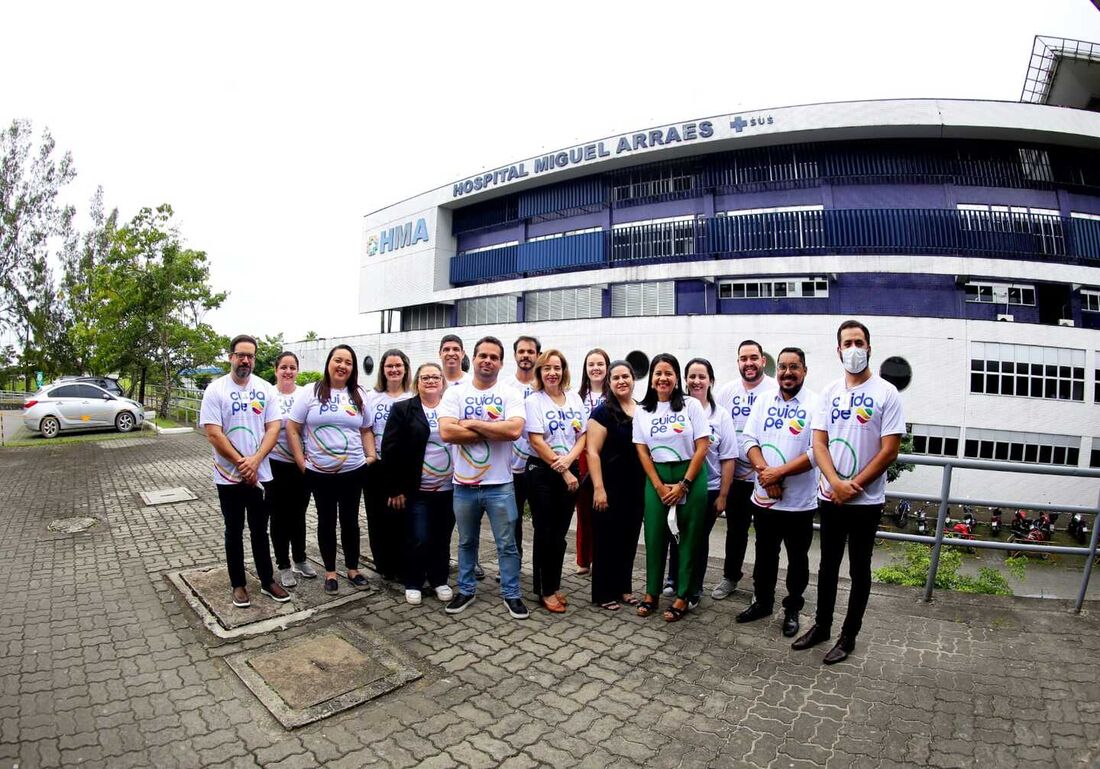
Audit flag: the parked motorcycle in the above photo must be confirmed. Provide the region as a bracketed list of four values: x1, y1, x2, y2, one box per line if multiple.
[990, 507, 1003, 536]
[1067, 512, 1091, 545]
[892, 499, 911, 530]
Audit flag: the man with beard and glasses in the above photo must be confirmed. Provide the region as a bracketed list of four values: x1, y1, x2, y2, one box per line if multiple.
[507, 335, 540, 571]
[792, 320, 904, 665]
[711, 340, 777, 601]
[737, 347, 818, 639]
[199, 335, 291, 608]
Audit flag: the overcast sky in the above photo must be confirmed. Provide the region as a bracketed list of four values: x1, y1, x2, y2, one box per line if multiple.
[4, 1, 1100, 343]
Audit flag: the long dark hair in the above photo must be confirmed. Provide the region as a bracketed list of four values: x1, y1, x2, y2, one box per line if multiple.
[374, 348, 411, 393]
[600, 360, 636, 426]
[578, 347, 610, 401]
[684, 357, 717, 412]
[315, 344, 364, 411]
[641, 353, 685, 413]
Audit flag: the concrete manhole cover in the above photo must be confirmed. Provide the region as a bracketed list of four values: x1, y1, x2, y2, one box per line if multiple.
[47, 516, 99, 533]
[226, 623, 424, 728]
[140, 487, 198, 505]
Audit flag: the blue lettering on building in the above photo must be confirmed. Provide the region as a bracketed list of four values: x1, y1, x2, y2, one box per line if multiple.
[369, 217, 430, 256]
[453, 121, 719, 198]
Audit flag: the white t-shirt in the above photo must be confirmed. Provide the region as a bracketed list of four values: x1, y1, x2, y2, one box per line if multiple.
[270, 385, 302, 464]
[716, 376, 777, 481]
[368, 390, 413, 459]
[420, 404, 453, 492]
[742, 387, 820, 511]
[582, 390, 606, 417]
[440, 379, 526, 486]
[198, 374, 279, 485]
[287, 385, 370, 473]
[444, 372, 468, 388]
[524, 390, 587, 459]
[509, 377, 537, 473]
[814, 376, 906, 506]
[701, 402, 739, 492]
[632, 397, 710, 465]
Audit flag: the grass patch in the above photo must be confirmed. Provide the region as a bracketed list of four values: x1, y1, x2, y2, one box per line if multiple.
[3, 430, 145, 448]
[153, 416, 181, 429]
[874, 543, 1025, 596]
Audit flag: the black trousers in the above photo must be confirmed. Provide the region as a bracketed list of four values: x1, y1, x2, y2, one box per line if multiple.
[814, 501, 883, 637]
[363, 463, 403, 578]
[722, 480, 756, 582]
[512, 470, 528, 558]
[527, 459, 577, 597]
[590, 480, 645, 605]
[308, 467, 363, 572]
[403, 489, 455, 590]
[216, 483, 274, 589]
[268, 459, 309, 569]
[668, 489, 720, 597]
[750, 506, 814, 612]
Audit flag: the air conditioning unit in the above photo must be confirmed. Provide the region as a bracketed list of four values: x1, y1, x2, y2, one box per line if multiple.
[1058, 318, 1075, 327]
[996, 314, 1014, 322]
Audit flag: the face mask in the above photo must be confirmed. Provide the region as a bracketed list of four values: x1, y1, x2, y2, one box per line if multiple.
[841, 347, 868, 374]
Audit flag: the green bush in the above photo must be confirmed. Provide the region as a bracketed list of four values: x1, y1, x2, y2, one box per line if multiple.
[874, 543, 1017, 596]
[296, 371, 322, 386]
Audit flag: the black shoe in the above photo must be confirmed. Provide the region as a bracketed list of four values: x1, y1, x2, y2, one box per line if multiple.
[261, 583, 292, 603]
[445, 593, 476, 614]
[474, 563, 486, 581]
[791, 623, 831, 650]
[735, 601, 773, 624]
[348, 573, 369, 590]
[504, 597, 530, 619]
[782, 611, 800, 638]
[823, 635, 856, 665]
[324, 578, 339, 595]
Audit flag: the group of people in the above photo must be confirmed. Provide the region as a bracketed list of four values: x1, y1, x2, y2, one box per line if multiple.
[200, 318, 904, 665]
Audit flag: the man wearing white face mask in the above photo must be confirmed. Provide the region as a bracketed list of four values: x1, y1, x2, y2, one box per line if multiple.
[792, 320, 904, 665]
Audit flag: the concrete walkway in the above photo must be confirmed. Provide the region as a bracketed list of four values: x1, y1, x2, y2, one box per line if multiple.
[1, 433, 1098, 768]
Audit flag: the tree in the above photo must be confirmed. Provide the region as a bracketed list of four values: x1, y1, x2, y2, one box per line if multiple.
[83, 204, 227, 416]
[60, 187, 117, 374]
[253, 333, 285, 384]
[887, 432, 916, 483]
[0, 120, 77, 384]
[302, 330, 320, 341]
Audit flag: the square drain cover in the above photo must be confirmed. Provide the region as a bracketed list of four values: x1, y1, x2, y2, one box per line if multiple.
[226, 623, 423, 728]
[140, 487, 198, 505]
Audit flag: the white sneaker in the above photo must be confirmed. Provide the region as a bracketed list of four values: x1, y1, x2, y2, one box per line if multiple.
[711, 578, 737, 600]
[279, 568, 297, 588]
[292, 560, 318, 578]
[405, 589, 422, 605]
[434, 584, 454, 602]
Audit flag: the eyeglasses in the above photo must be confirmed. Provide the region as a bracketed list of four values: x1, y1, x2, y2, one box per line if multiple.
[419, 375, 443, 382]
[776, 364, 804, 372]
[231, 353, 255, 361]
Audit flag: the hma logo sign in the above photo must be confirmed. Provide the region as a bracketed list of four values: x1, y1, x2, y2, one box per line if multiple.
[366, 217, 430, 256]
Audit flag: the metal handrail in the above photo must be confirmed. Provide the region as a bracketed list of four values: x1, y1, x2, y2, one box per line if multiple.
[880, 454, 1100, 612]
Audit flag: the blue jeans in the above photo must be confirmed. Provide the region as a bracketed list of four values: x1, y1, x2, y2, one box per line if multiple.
[453, 482, 521, 599]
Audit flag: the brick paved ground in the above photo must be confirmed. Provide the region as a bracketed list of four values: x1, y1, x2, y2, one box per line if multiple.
[1, 432, 1098, 768]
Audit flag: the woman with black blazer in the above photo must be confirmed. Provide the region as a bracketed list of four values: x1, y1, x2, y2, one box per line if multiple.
[381, 362, 456, 606]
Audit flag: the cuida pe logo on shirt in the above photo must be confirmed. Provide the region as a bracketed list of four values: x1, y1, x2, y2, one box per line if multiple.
[830, 393, 875, 424]
[649, 413, 687, 437]
[463, 392, 505, 420]
[230, 389, 265, 415]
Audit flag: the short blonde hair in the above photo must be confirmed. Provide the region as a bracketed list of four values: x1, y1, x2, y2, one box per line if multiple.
[533, 349, 570, 391]
[413, 362, 446, 398]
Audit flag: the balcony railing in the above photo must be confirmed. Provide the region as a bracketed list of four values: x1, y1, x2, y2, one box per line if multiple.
[450, 208, 1100, 285]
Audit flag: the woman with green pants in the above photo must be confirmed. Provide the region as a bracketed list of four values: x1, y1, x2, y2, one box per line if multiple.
[632, 353, 710, 622]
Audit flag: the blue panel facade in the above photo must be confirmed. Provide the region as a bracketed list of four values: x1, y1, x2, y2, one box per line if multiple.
[518, 178, 605, 219]
[516, 231, 605, 274]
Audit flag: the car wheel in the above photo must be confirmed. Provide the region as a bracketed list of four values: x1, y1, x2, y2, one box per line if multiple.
[115, 411, 136, 433]
[40, 416, 60, 439]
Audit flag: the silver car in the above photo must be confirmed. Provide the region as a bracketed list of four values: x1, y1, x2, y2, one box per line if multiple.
[22, 382, 145, 438]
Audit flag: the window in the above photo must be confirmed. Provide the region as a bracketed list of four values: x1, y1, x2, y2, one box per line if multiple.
[721, 205, 824, 250]
[964, 282, 1036, 306]
[460, 240, 519, 256]
[401, 304, 451, 332]
[1017, 148, 1053, 183]
[1092, 438, 1100, 469]
[611, 216, 695, 262]
[527, 226, 602, 243]
[718, 277, 828, 300]
[456, 295, 517, 326]
[879, 357, 912, 391]
[1082, 289, 1100, 313]
[963, 428, 1080, 467]
[910, 424, 960, 457]
[610, 282, 675, 317]
[526, 286, 602, 322]
[969, 342, 1085, 401]
[49, 385, 81, 398]
[957, 204, 1065, 256]
[611, 164, 695, 203]
[713, 145, 819, 188]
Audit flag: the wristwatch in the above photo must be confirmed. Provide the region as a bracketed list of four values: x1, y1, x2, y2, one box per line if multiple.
[679, 476, 693, 491]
